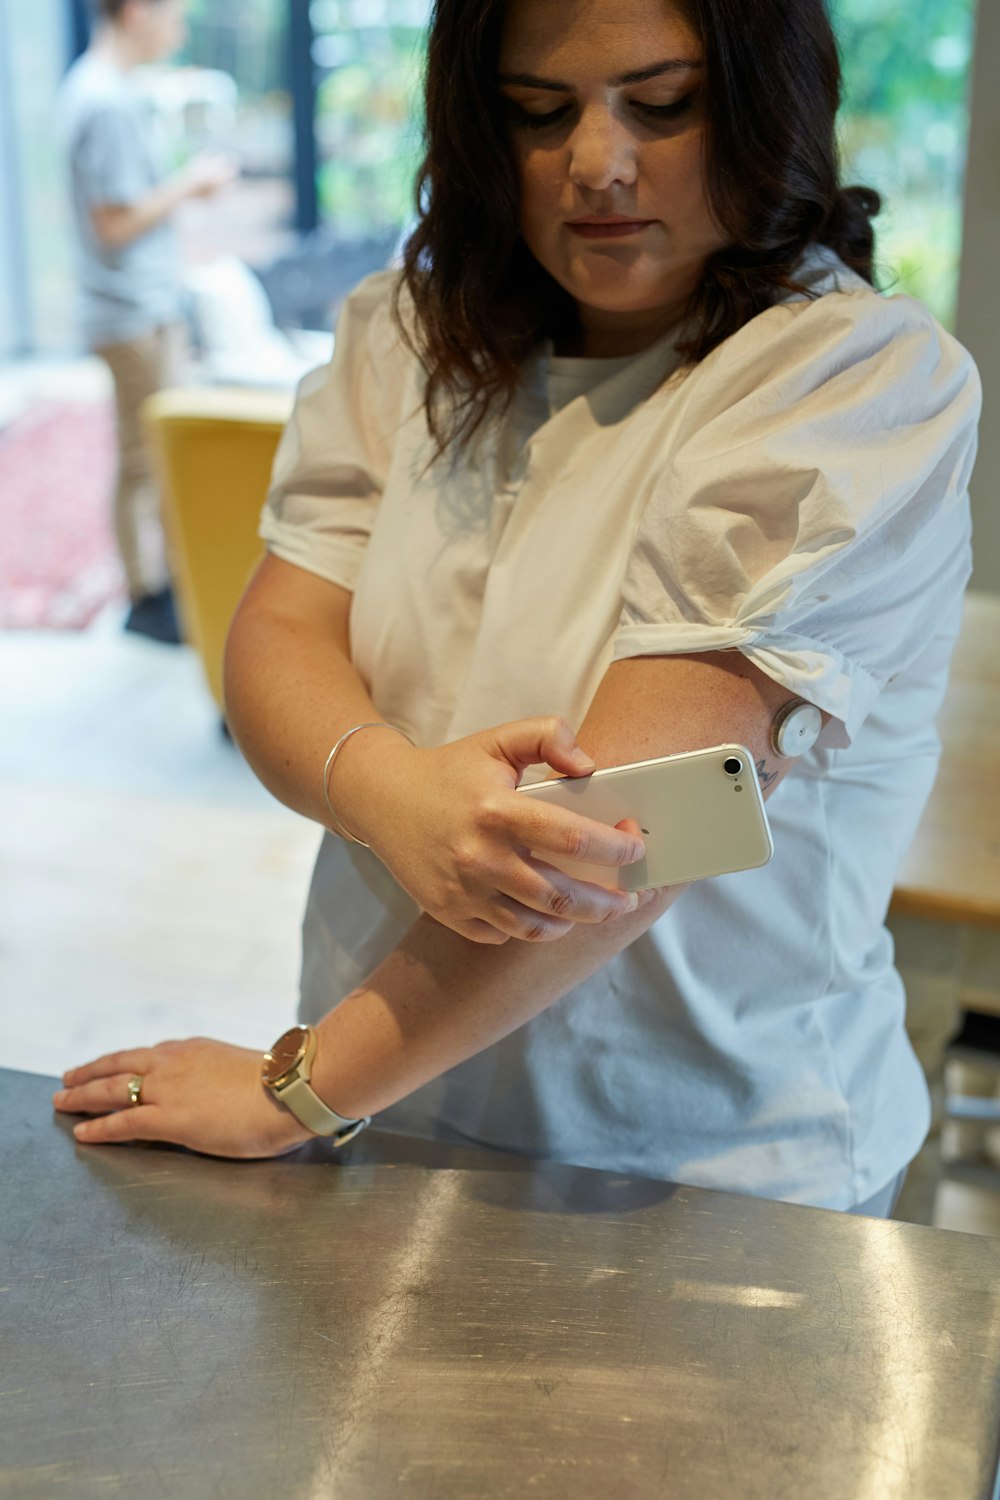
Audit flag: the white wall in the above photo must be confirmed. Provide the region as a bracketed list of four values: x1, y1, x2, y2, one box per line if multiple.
[956, 0, 1000, 594]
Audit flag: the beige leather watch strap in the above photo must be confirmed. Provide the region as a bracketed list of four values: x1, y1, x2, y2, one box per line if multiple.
[275, 1073, 368, 1140]
[275, 1080, 361, 1134]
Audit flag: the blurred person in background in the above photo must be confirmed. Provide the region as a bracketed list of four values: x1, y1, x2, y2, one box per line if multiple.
[57, 0, 234, 643]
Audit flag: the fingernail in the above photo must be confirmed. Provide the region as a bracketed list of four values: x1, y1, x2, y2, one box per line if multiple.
[627, 892, 640, 911]
[572, 749, 596, 769]
[53, 1090, 66, 1105]
[73, 1123, 89, 1140]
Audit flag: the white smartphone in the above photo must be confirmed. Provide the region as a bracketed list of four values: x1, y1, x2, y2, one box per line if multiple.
[516, 743, 773, 892]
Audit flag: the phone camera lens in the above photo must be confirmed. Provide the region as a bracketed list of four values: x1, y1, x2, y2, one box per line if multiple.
[723, 756, 743, 777]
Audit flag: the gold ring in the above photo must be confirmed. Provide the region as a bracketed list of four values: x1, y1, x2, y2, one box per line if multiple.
[126, 1075, 144, 1108]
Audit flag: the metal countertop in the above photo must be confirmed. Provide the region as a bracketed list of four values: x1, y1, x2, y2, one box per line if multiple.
[3, 1066, 1000, 1499]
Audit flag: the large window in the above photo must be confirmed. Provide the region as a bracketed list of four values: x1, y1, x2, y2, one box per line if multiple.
[168, 0, 297, 270]
[835, 0, 976, 328]
[173, 0, 429, 323]
[311, 0, 427, 246]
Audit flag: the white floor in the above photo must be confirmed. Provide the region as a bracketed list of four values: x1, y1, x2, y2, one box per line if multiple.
[1, 608, 320, 1079]
[0, 351, 110, 426]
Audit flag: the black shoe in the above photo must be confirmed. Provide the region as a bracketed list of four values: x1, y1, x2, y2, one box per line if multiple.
[124, 586, 182, 645]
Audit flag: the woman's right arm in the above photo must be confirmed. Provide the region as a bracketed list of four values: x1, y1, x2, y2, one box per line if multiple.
[223, 554, 644, 944]
[224, 553, 387, 830]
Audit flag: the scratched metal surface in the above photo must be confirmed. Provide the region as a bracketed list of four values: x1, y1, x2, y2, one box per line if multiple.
[3, 1067, 1000, 1500]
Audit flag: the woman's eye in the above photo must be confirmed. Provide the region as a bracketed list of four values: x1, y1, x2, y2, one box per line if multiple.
[503, 92, 696, 132]
[505, 101, 572, 132]
[635, 94, 695, 123]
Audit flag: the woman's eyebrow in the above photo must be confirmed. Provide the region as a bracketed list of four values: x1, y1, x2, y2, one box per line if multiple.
[497, 58, 703, 92]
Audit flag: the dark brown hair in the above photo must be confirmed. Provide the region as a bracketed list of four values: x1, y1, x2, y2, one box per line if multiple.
[397, 0, 880, 452]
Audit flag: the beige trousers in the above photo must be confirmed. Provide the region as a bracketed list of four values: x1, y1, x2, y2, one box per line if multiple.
[95, 323, 184, 600]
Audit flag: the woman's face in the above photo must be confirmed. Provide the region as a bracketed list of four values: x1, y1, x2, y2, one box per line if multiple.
[498, 0, 726, 355]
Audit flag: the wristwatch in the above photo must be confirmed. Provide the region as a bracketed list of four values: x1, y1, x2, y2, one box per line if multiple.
[262, 1023, 370, 1143]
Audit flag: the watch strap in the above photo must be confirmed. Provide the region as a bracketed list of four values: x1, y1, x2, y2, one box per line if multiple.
[274, 1075, 369, 1143]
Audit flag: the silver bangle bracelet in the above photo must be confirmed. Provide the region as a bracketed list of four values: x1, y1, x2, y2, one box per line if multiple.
[322, 721, 414, 847]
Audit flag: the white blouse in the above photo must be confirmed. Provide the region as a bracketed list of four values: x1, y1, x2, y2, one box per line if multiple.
[261, 247, 980, 1208]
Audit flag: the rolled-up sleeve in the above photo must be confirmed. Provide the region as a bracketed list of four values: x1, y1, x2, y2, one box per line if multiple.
[612, 291, 981, 745]
[259, 270, 412, 591]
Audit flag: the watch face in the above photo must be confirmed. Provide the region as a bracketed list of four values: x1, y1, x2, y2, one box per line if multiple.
[262, 1025, 310, 1086]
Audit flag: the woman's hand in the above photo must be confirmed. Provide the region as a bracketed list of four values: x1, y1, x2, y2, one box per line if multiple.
[336, 715, 648, 946]
[52, 1038, 314, 1158]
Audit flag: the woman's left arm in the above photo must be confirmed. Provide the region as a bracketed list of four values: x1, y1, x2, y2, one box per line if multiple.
[54, 651, 821, 1155]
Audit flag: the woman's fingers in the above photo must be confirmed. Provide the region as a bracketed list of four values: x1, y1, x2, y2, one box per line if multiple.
[486, 859, 642, 941]
[61, 1048, 157, 1088]
[488, 893, 577, 943]
[53, 1071, 147, 1116]
[488, 816, 644, 937]
[53, 1069, 162, 1145]
[448, 807, 644, 940]
[513, 800, 645, 870]
[487, 715, 597, 779]
[70, 1107, 161, 1146]
[457, 918, 512, 945]
[518, 862, 640, 925]
[55, 1049, 160, 1126]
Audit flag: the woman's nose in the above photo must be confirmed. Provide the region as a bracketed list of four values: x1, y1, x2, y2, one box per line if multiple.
[566, 109, 638, 192]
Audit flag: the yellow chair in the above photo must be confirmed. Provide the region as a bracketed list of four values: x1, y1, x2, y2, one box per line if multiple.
[143, 386, 293, 710]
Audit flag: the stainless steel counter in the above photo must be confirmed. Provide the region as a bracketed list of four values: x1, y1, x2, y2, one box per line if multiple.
[3, 1065, 1000, 1499]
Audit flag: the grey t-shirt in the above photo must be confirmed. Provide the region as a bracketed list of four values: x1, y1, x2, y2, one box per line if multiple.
[56, 51, 182, 348]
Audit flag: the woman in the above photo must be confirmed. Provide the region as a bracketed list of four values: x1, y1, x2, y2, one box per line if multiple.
[55, 0, 979, 1215]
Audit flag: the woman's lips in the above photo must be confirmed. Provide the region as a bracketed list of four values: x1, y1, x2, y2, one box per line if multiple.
[567, 219, 656, 240]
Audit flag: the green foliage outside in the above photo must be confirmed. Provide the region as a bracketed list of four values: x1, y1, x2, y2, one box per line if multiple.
[312, 19, 426, 239]
[832, 0, 975, 326]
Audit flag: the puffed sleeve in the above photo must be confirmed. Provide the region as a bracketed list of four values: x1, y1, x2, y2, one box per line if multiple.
[259, 270, 412, 590]
[612, 290, 981, 745]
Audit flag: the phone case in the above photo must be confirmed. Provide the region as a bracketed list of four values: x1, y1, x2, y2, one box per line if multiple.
[516, 744, 774, 891]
